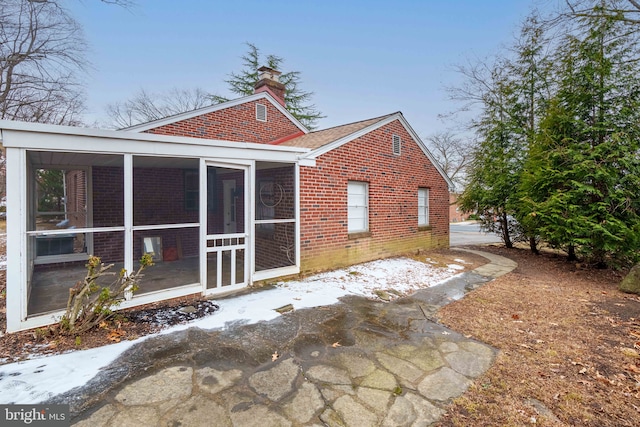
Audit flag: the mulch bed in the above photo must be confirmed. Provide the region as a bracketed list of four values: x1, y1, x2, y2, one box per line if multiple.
[0, 289, 219, 364]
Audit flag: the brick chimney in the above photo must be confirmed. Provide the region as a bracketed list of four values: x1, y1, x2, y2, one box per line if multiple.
[254, 66, 286, 106]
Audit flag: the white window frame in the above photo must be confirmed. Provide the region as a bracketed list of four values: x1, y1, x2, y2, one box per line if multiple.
[418, 187, 429, 226]
[392, 134, 401, 155]
[348, 181, 369, 233]
[256, 103, 267, 122]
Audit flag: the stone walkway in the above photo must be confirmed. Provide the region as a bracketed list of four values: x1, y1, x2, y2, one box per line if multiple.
[64, 249, 516, 427]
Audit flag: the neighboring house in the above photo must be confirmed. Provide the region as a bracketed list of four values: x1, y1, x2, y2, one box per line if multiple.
[449, 192, 470, 223]
[1, 67, 453, 332]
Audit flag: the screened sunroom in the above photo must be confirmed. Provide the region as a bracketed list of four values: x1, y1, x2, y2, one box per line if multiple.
[1, 121, 312, 332]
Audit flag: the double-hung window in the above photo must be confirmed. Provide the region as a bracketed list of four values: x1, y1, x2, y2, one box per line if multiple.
[348, 181, 369, 233]
[418, 188, 429, 227]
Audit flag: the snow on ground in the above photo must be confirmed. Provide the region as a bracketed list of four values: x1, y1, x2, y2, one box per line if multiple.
[0, 256, 465, 404]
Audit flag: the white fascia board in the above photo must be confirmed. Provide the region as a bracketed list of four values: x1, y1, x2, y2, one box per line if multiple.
[0, 121, 310, 162]
[297, 157, 316, 167]
[123, 92, 309, 134]
[302, 113, 402, 160]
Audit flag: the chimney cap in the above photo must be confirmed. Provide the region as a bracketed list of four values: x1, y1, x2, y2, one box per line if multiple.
[258, 66, 282, 82]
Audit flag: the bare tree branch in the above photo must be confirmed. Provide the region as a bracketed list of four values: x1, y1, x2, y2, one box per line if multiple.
[424, 131, 474, 189]
[0, 0, 87, 124]
[106, 87, 217, 129]
[106, 43, 324, 130]
[563, 0, 640, 24]
[29, 0, 136, 6]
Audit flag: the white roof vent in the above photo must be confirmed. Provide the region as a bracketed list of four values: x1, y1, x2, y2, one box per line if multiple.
[256, 103, 267, 122]
[393, 134, 401, 155]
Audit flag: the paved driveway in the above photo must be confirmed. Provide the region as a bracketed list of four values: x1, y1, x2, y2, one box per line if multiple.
[450, 221, 502, 246]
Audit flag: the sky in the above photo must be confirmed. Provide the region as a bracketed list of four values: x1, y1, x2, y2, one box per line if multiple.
[0, 256, 466, 404]
[67, 0, 543, 134]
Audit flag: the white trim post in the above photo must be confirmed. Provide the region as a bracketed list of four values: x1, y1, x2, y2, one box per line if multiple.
[247, 162, 254, 285]
[295, 162, 301, 270]
[123, 154, 133, 299]
[6, 147, 26, 332]
[199, 159, 207, 293]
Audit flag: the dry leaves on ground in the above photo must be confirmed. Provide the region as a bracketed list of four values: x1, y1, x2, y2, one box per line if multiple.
[437, 245, 640, 427]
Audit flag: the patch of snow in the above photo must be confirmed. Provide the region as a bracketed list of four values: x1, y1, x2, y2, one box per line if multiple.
[0, 339, 139, 404]
[454, 258, 470, 264]
[447, 264, 465, 271]
[0, 256, 463, 404]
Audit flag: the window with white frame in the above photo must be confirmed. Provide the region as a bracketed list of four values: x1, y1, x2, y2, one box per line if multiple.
[348, 181, 369, 233]
[256, 103, 267, 122]
[418, 188, 429, 226]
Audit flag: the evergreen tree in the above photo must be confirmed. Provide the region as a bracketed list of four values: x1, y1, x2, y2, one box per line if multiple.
[520, 11, 640, 267]
[107, 43, 323, 130]
[458, 61, 523, 248]
[217, 43, 324, 130]
[509, 14, 556, 253]
[459, 13, 553, 250]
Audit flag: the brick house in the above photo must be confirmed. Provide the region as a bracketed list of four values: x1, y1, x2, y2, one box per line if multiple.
[1, 68, 452, 332]
[449, 192, 470, 223]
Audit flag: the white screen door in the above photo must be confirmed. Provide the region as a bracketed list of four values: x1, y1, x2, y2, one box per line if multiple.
[204, 163, 248, 293]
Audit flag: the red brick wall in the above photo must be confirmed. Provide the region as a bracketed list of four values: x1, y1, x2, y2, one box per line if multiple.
[64, 170, 87, 229]
[299, 119, 450, 273]
[89, 113, 450, 275]
[143, 100, 301, 144]
[92, 166, 200, 262]
[92, 167, 124, 227]
[133, 168, 198, 226]
[92, 167, 125, 262]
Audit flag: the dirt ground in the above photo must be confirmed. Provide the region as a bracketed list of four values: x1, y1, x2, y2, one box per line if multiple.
[437, 245, 640, 427]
